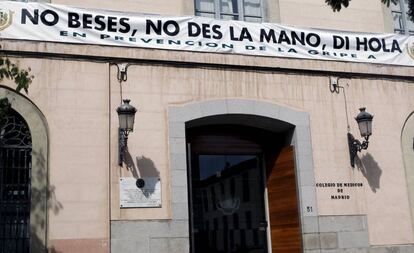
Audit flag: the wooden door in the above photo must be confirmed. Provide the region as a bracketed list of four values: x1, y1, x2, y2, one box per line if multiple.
[267, 146, 302, 253]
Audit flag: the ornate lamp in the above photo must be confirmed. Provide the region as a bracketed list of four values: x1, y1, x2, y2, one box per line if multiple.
[348, 107, 374, 167]
[117, 99, 137, 166]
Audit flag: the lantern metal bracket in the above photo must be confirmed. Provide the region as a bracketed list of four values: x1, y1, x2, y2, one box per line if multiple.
[329, 77, 345, 94]
[118, 128, 126, 166]
[117, 99, 137, 167]
[348, 132, 369, 168]
[116, 63, 130, 82]
[118, 128, 132, 166]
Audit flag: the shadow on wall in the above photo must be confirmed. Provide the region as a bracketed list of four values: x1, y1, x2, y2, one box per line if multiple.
[124, 151, 160, 195]
[136, 156, 160, 178]
[124, 149, 139, 178]
[355, 153, 382, 193]
[30, 149, 63, 253]
[136, 156, 161, 196]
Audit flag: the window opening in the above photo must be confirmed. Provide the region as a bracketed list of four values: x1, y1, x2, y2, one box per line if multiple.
[391, 0, 414, 35]
[195, 0, 263, 22]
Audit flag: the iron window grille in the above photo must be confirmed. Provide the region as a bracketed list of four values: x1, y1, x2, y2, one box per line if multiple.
[0, 109, 32, 253]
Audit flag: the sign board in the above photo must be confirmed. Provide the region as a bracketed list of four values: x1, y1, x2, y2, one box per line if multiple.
[0, 2, 414, 66]
[119, 177, 161, 208]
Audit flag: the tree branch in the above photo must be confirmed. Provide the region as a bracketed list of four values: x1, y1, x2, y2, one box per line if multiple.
[326, 0, 414, 23]
[0, 57, 34, 118]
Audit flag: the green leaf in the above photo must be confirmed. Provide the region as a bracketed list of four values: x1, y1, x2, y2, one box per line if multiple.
[5, 58, 10, 68]
[10, 66, 18, 77]
[327, 0, 409, 21]
[0, 57, 33, 95]
[326, 0, 350, 12]
[382, 0, 399, 7]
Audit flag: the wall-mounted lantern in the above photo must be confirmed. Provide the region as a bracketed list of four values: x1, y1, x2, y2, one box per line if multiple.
[117, 99, 137, 166]
[348, 107, 374, 167]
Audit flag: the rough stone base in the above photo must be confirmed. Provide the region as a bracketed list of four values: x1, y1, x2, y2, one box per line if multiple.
[305, 246, 414, 253]
[303, 215, 414, 253]
[112, 216, 414, 253]
[111, 220, 189, 253]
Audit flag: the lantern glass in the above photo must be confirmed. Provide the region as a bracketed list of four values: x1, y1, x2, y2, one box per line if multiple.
[358, 120, 372, 137]
[118, 114, 127, 130]
[355, 107, 373, 138]
[117, 99, 137, 132]
[126, 113, 135, 131]
[118, 113, 136, 131]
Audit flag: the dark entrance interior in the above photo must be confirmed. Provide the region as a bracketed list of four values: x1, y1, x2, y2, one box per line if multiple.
[0, 108, 32, 253]
[186, 115, 302, 253]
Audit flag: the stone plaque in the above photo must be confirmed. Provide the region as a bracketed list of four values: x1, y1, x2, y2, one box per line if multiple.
[120, 177, 161, 208]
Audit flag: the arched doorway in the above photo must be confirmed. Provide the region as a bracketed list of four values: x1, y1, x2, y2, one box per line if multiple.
[186, 115, 302, 253]
[168, 99, 318, 253]
[0, 107, 32, 252]
[402, 112, 414, 237]
[0, 86, 49, 253]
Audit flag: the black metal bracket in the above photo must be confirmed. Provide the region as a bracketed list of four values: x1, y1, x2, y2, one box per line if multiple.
[329, 77, 345, 94]
[118, 128, 128, 166]
[348, 132, 369, 167]
[116, 63, 130, 82]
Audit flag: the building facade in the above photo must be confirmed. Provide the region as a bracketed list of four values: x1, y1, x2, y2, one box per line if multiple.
[0, 0, 414, 253]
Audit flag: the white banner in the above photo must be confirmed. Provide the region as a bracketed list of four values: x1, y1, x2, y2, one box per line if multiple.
[1, 2, 414, 66]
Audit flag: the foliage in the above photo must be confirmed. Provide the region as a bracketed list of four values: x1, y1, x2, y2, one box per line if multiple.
[325, 0, 350, 12]
[0, 58, 33, 93]
[326, 0, 414, 22]
[380, 0, 399, 7]
[0, 57, 34, 119]
[408, 0, 414, 22]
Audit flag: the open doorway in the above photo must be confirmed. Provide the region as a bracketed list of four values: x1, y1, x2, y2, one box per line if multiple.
[186, 115, 302, 253]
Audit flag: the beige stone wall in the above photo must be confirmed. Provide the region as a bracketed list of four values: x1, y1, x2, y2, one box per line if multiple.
[278, 0, 392, 32]
[109, 64, 172, 220]
[2, 37, 414, 248]
[266, 0, 281, 23]
[1, 58, 111, 252]
[52, 0, 392, 33]
[110, 63, 414, 245]
[53, 0, 194, 17]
